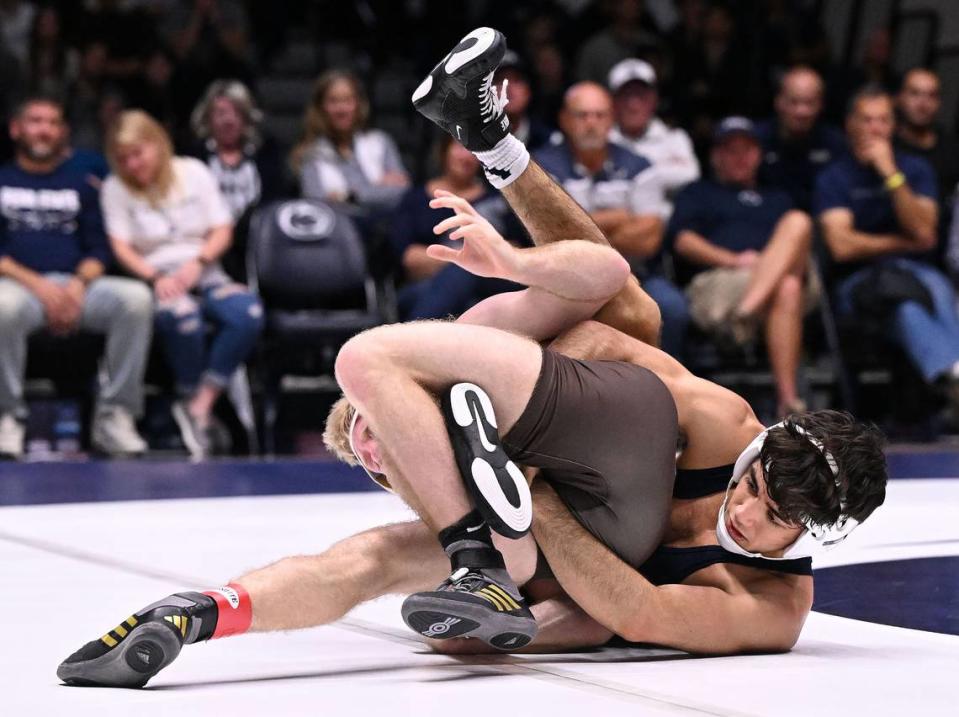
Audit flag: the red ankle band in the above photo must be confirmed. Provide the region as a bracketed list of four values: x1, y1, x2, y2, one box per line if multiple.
[203, 583, 253, 639]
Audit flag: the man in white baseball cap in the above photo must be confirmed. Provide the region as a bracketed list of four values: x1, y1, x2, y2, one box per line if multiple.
[608, 58, 700, 202]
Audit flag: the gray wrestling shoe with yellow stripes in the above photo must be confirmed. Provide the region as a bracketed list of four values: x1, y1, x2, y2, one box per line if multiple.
[57, 592, 216, 688]
[401, 549, 537, 650]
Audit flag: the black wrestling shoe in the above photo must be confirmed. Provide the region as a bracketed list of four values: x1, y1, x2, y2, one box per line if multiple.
[443, 382, 531, 538]
[57, 592, 216, 688]
[402, 566, 536, 650]
[411, 27, 510, 152]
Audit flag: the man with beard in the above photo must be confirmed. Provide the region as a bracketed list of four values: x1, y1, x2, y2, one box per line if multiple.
[894, 68, 959, 210]
[894, 68, 959, 252]
[0, 95, 152, 457]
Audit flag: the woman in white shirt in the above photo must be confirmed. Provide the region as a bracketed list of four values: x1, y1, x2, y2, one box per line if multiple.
[291, 70, 409, 216]
[101, 110, 263, 459]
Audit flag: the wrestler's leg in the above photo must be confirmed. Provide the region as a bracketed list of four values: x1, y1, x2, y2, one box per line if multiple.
[335, 321, 541, 532]
[240, 522, 537, 632]
[57, 518, 538, 686]
[500, 160, 662, 345]
[336, 320, 543, 645]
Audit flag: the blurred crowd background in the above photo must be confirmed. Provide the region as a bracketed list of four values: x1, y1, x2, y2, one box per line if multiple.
[3, 0, 959, 460]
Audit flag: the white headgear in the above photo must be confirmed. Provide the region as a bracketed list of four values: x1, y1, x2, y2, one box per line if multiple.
[716, 421, 859, 560]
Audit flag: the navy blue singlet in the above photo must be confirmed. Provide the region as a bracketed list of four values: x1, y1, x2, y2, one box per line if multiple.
[648, 463, 814, 585]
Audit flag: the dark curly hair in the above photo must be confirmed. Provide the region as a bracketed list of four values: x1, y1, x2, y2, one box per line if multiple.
[760, 410, 887, 529]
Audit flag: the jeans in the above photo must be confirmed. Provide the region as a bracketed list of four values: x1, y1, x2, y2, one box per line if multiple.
[642, 274, 690, 359]
[835, 258, 959, 382]
[154, 283, 263, 395]
[0, 275, 153, 417]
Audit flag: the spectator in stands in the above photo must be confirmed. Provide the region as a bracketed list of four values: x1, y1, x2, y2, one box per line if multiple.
[535, 81, 688, 357]
[607, 58, 700, 206]
[494, 51, 552, 152]
[0, 0, 35, 70]
[0, 96, 152, 458]
[825, 27, 899, 125]
[190, 80, 285, 280]
[815, 87, 959, 397]
[136, 46, 179, 138]
[77, 0, 156, 102]
[670, 117, 815, 416]
[672, 1, 750, 154]
[191, 80, 285, 222]
[575, 0, 661, 85]
[26, 5, 78, 99]
[523, 13, 568, 130]
[756, 66, 846, 211]
[66, 44, 116, 153]
[389, 135, 518, 320]
[895, 68, 959, 212]
[102, 110, 263, 460]
[293, 70, 410, 216]
[161, 0, 253, 128]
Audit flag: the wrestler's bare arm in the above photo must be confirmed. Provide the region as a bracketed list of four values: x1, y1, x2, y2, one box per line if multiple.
[500, 160, 663, 345]
[551, 320, 765, 468]
[431, 593, 614, 655]
[428, 191, 631, 341]
[530, 483, 811, 654]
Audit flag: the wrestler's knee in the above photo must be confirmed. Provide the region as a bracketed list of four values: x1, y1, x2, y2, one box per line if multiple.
[335, 326, 396, 399]
[599, 277, 662, 345]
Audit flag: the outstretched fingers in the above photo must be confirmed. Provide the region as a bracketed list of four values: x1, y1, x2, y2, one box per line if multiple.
[433, 211, 476, 236]
[425, 243, 460, 263]
[430, 189, 480, 216]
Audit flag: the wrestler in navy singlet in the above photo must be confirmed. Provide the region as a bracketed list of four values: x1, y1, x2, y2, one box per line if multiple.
[649, 462, 813, 585]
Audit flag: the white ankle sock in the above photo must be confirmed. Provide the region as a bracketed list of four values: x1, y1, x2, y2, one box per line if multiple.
[474, 134, 530, 189]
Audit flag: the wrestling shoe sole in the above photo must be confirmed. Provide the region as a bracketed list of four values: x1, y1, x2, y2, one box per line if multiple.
[57, 621, 183, 688]
[444, 382, 532, 538]
[401, 592, 536, 650]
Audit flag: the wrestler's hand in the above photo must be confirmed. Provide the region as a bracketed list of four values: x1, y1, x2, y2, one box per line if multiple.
[428, 189, 519, 279]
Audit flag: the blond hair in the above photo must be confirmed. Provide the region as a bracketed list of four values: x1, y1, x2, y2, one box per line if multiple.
[105, 109, 176, 205]
[190, 79, 263, 147]
[323, 395, 358, 466]
[289, 69, 369, 170]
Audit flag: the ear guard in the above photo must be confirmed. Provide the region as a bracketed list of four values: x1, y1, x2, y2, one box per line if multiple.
[717, 421, 859, 560]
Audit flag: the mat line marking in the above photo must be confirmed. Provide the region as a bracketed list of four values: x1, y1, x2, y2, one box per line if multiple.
[0, 526, 754, 716]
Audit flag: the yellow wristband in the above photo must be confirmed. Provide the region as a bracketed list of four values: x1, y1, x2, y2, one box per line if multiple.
[884, 171, 906, 191]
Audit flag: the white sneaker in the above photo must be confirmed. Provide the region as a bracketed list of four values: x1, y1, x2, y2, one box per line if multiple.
[0, 413, 25, 458]
[92, 406, 147, 457]
[171, 401, 210, 461]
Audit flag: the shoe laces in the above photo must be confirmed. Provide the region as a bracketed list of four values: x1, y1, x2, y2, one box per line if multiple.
[478, 73, 509, 122]
[442, 567, 486, 593]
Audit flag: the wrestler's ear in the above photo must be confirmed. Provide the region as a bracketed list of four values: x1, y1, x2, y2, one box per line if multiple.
[353, 418, 384, 472]
[360, 444, 384, 474]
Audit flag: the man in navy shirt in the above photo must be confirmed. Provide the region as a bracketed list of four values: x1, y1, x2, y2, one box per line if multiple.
[535, 82, 688, 357]
[0, 96, 153, 458]
[756, 66, 846, 212]
[815, 85, 959, 395]
[669, 117, 816, 417]
[894, 68, 959, 211]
